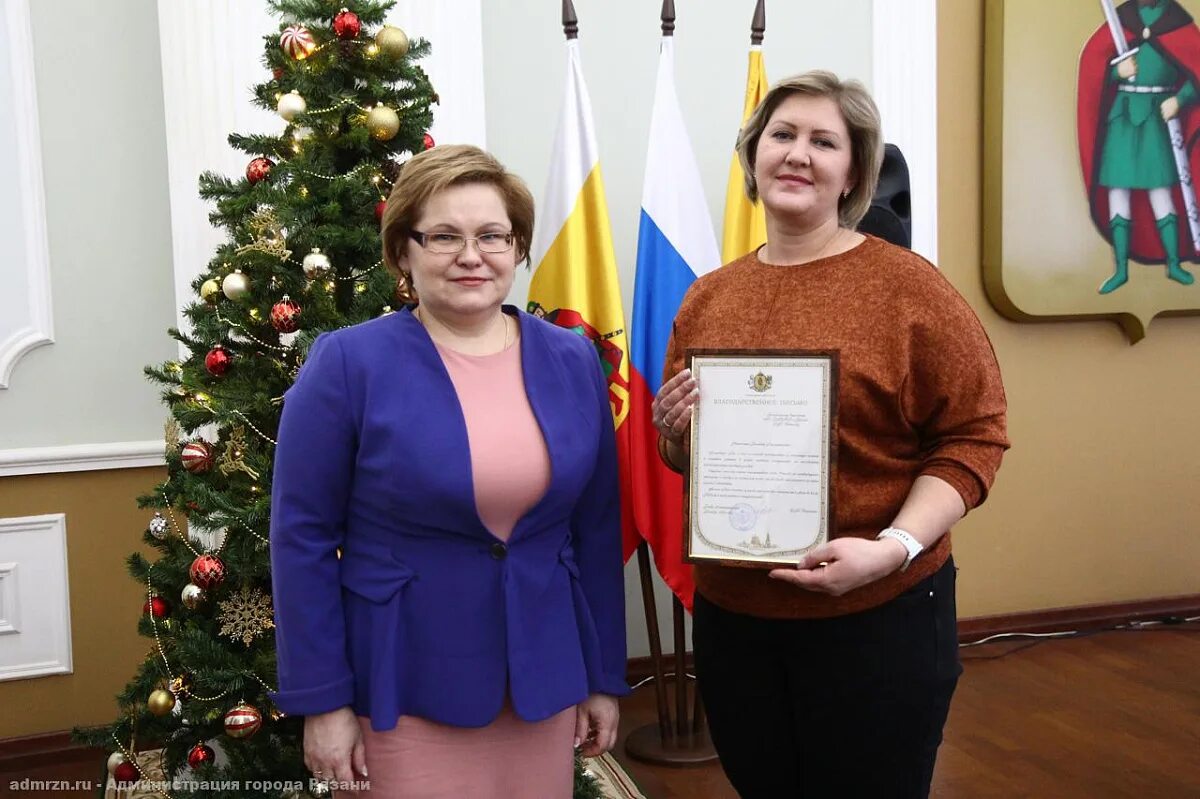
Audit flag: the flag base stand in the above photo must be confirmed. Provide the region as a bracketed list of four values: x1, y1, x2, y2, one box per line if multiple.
[623, 543, 719, 767]
[624, 723, 716, 766]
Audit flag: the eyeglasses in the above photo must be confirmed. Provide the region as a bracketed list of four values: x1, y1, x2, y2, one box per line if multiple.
[409, 230, 515, 254]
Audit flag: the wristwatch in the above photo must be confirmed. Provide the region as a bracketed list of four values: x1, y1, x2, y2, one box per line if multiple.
[876, 527, 923, 572]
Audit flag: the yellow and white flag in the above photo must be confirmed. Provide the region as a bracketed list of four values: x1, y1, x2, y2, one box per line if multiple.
[526, 38, 636, 558]
[721, 47, 769, 264]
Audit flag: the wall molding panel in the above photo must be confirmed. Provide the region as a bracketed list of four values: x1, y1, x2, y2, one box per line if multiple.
[0, 0, 54, 389]
[0, 513, 72, 682]
[0, 441, 165, 478]
[872, 0, 938, 263]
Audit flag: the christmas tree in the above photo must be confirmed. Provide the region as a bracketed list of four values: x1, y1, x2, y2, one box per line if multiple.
[73, 2, 602, 797]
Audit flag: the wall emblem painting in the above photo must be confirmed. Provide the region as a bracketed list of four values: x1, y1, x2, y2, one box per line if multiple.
[985, 0, 1200, 341]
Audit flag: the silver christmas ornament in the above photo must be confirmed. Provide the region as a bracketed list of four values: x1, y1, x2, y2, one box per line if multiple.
[181, 583, 206, 609]
[302, 248, 332, 280]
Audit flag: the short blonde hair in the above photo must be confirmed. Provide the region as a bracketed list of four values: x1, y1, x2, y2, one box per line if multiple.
[380, 144, 535, 289]
[736, 70, 884, 229]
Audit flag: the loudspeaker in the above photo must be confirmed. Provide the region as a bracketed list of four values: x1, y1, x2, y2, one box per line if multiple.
[856, 143, 912, 249]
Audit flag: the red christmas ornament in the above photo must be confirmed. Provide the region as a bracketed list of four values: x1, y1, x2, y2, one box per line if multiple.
[270, 296, 302, 333]
[189, 554, 226, 591]
[246, 157, 274, 185]
[205, 346, 232, 376]
[422, 132, 435, 150]
[224, 703, 263, 739]
[180, 441, 214, 474]
[143, 596, 169, 618]
[272, 66, 284, 81]
[186, 742, 215, 769]
[375, 200, 387, 222]
[333, 8, 361, 39]
[113, 760, 140, 783]
[280, 24, 316, 60]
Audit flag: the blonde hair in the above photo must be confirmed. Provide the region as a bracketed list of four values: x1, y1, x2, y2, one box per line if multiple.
[736, 70, 884, 229]
[380, 144, 535, 298]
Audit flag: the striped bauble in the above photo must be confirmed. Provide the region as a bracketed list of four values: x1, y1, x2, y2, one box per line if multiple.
[279, 25, 316, 60]
[180, 441, 213, 473]
[223, 702, 262, 739]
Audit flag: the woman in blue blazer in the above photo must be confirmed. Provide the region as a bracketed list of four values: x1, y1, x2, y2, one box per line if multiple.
[270, 145, 628, 797]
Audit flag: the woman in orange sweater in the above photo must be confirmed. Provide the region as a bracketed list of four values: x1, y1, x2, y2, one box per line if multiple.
[653, 71, 1009, 798]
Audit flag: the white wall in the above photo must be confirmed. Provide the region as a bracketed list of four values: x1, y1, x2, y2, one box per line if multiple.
[481, 0, 874, 657]
[484, 0, 874, 320]
[0, 0, 177, 449]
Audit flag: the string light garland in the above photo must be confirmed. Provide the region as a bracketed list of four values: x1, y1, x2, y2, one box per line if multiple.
[292, 161, 373, 182]
[158, 500, 206, 559]
[215, 310, 292, 354]
[233, 410, 278, 447]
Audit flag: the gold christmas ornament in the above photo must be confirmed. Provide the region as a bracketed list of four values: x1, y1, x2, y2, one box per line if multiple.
[169, 673, 191, 695]
[218, 426, 261, 480]
[201, 278, 222, 304]
[217, 586, 275, 646]
[222, 270, 251, 301]
[236, 208, 292, 261]
[276, 90, 307, 122]
[375, 25, 409, 58]
[148, 688, 177, 716]
[164, 418, 183, 457]
[367, 104, 400, 141]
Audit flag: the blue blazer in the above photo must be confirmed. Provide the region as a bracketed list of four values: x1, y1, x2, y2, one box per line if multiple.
[269, 306, 629, 731]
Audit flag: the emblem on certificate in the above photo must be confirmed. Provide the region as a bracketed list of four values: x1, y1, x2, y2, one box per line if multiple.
[683, 350, 838, 568]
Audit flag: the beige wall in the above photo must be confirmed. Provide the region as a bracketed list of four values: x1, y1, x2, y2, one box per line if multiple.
[0, 468, 162, 740]
[939, 0, 1200, 618]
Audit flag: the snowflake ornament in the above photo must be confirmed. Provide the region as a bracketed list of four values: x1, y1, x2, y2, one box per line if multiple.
[217, 587, 275, 646]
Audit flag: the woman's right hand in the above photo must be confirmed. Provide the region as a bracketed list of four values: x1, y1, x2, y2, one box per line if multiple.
[304, 706, 367, 785]
[653, 369, 699, 445]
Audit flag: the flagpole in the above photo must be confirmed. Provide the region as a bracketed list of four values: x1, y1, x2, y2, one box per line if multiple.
[623, 1, 718, 768]
[752, 0, 765, 46]
[561, 0, 577, 39]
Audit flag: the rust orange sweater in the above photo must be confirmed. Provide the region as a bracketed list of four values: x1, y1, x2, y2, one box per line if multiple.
[662, 236, 1009, 618]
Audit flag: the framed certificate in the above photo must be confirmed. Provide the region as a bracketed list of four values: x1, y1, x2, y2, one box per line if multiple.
[683, 350, 838, 568]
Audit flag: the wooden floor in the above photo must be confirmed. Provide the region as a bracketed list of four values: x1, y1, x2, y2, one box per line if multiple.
[3, 628, 1196, 798]
[612, 627, 1200, 799]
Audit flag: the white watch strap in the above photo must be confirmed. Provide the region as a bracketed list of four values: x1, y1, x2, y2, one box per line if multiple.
[877, 527, 923, 571]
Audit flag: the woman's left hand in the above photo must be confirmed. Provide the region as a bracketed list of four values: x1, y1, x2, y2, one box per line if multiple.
[768, 536, 907, 597]
[574, 693, 619, 757]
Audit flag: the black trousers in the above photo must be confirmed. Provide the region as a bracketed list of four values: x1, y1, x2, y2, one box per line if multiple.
[693, 558, 961, 799]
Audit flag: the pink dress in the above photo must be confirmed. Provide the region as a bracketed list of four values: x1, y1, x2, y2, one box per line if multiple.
[340, 329, 577, 798]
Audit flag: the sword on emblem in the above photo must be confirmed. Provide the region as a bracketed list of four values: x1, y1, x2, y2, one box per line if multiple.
[1099, 0, 1200, 251]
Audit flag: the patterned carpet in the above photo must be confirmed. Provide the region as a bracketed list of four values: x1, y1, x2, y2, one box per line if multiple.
[108, 750, 647, 798]
[587, 752, 649, 799]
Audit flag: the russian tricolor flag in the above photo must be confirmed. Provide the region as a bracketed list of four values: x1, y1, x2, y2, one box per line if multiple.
[629, 36, 721, 611]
